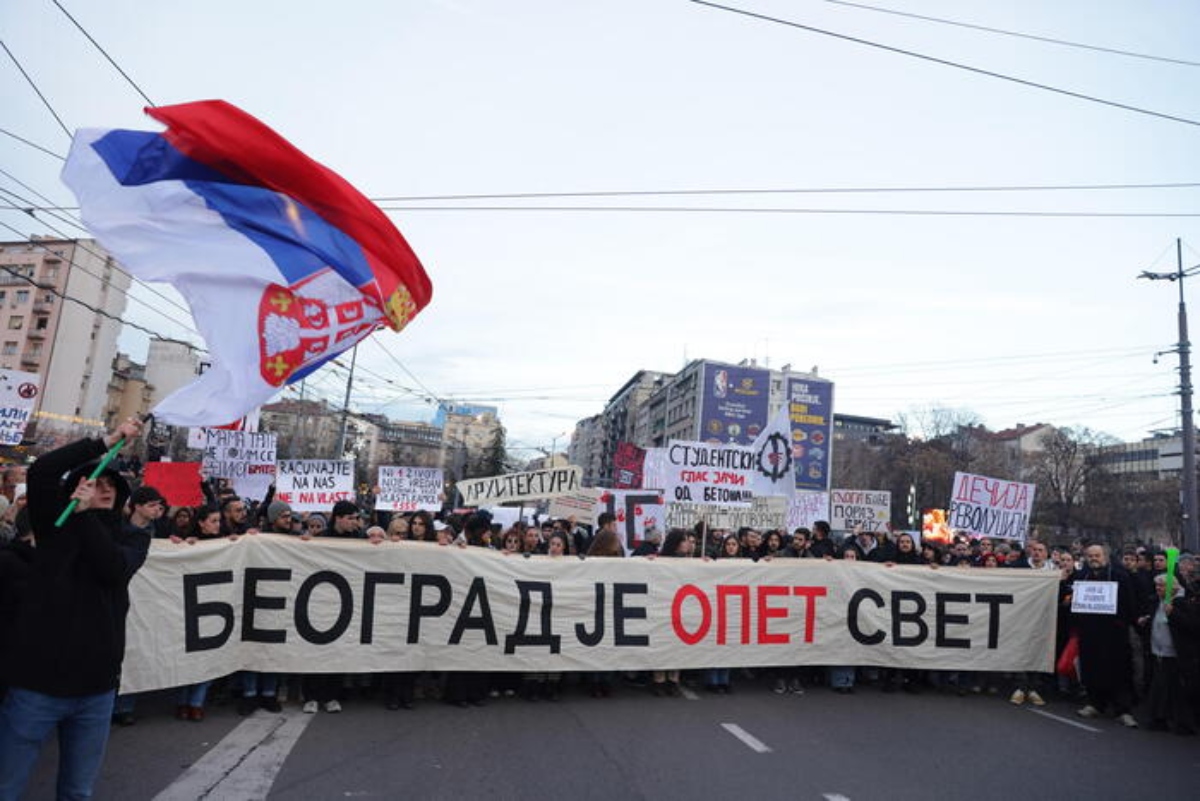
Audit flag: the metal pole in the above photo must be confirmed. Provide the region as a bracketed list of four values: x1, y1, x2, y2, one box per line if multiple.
[1176, 239, 1199, 552]
[335, 345, 358, 459]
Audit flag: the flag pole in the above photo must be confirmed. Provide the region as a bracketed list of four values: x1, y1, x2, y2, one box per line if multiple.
[54, 414, 150, 527]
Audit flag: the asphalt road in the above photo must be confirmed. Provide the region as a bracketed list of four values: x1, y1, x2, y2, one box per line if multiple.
[20, 675, 1199, 800]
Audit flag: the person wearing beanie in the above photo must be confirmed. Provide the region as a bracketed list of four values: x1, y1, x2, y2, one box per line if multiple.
[0, 417, 148, 800]
[266, 500, 295, 534]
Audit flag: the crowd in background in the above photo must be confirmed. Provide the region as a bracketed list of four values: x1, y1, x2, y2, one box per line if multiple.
[2, 466, 1199, 737]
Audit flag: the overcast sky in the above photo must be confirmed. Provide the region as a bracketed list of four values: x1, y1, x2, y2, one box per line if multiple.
[3, 0, 1199, 457]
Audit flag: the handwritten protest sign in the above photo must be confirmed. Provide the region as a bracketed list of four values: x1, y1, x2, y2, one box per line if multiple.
[1071, 581, 1118, 615]
[789, 491, 830, 531]
[458, 466, 581, 505]
[596, 489, 665, 549]
[667, 496, 788, 531]
[0, 369, 40, 446]
[143, 461, 203, 507]
[830, 489, 891, 532]
[549, 487, 604, 525]
[276, 460, 355, 512]
[949, 472, 1036, 542]
[200, 430, 276, 500]
[377, 466, 443, 512]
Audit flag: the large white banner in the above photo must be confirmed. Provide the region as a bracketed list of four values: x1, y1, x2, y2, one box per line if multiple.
[377, 466, 443, 513]
[0, 369, 40, 446]
[121, 535, 1058, 692]
[458, 466, 582, 505]
[275, 460, 355, 512]
[830, 489, 891, 532]
[949, 472, 1036, 542]
[200, 430, 277, 500]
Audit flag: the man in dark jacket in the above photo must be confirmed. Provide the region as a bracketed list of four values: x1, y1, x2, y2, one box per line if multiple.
[0, 417, 148, 800]
[1073, 543, 1140, 727]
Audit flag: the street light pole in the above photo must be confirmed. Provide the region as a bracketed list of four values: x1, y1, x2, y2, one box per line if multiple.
[1140, 238, 1200, 552]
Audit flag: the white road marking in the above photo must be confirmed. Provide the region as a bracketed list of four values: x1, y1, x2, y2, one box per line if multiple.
[720, 722, 772, 753]
[679, 685, 700, 701]
[822, 794, 851, 801]
[152, 710, 314, 800]
[1027, 708, 1103, 733]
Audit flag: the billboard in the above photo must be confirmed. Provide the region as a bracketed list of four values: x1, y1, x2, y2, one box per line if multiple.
[786, 377, 834, 492]
[698, 363, 770, 446]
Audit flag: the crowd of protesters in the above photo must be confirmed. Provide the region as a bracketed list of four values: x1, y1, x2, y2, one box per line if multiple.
[2, 432, 1199, 800]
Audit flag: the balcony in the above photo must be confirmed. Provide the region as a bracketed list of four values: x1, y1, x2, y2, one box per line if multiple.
[26, 328, 45, 340]
[33, 302, 52, 314]
[20, 353, 40, 368]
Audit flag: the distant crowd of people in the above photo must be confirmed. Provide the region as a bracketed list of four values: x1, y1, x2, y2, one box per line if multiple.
[1, 424, 1198, 798]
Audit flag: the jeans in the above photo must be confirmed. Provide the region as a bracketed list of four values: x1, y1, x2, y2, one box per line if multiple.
[176, 681, 212, 709]
[0, 686, 115, 801]
[239, 672, 278, 699]
[828, 666, 855, 688]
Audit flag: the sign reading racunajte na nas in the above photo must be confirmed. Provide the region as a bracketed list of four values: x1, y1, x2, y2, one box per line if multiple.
[457, 466, 582, 505]
[119, 535, 1059, 693]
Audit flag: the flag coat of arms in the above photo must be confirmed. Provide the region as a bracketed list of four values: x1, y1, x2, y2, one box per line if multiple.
[62, 100, 432, 426]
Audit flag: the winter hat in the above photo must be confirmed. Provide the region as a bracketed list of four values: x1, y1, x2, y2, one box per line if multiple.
[130, 485, 167, 507]
[267, 500, 293, 525]
[332, 500, 360, 520]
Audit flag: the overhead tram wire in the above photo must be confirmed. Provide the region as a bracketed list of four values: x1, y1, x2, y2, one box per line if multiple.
[688, 0, 1200, 130]
[815, 0, 1200, 68]
[0, 187, 201, 330]
[0, 39, 72, 140]
[371, 181, 1200, 203]
[51, 0, 156, 107]
[0, 219, 199, 347]
[0, 128, 65, 161]
[380, 206, 1200, 218]
[368, 336, 445, 406]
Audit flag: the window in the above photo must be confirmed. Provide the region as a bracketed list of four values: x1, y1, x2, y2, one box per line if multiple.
[28, 342, 41, 356]
[0, 292, 5, 302]
[15, 290, 29, 304]
[8, 317, 22, 330]
[35, 317, 47, 331]
[1, 342, 16, 355]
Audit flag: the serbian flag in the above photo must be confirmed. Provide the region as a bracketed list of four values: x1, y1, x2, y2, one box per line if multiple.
[62, 100, 432, 427]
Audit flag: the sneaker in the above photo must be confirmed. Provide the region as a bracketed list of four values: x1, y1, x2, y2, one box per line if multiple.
[1027, 690, 1046, 707]
[325, 700, 342, 713]
[1009, 689, 1026, 705]
[772, 679, 787, 695]
[789, 679, 805, 696]
[1077, 705, 1100, 719]
[302, 700, 318, 714]
[1117, 713, 1138, 729]
[259, 696, 282, 713]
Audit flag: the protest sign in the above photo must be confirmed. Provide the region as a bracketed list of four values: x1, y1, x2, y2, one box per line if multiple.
[143, 461, 203, 507]
[613, 442, 646, 489]
[457, 466, 581, 505]
[121, 535, 1059, 693]
[949, 472, 1036, 542]
[0, 369, 40, 446]
[187, 427, 208, 449]
[667, 496, 788, 532]
[549, 488, 604, 525]
[377, 466, 443, 512]
[1070, 581, 1118, 615]
[787, 377, 834, 492]
[596, 489, 665, 549]
[789, 491, 830, 531]
[662, 440, 762, 507]
[200, 430, 276, 500]
[830, 489, 892, 532]
[276, 459, 355, 512]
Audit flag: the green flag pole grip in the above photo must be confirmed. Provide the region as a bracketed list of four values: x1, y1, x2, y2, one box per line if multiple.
[53, 437, 128, 528]
[1164, 547, 1180, 603]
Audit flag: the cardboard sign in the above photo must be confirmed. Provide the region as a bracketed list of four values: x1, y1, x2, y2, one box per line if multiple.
[377, 466, 443, 512]
[949, 472, 1036, 543]
[143, 461, 203, 507]
[666, 496, 788, 531]
[830, 489, 891, 532]
[549, 488, 604, 525]
[276, 460, 355, 512]
[0, 369, 40, 446]
[200, 430, 277, 500]
[1071, 581, 1118, 615]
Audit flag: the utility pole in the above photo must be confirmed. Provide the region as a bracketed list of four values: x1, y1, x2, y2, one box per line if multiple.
[1140, 239, 1200, 552]
[335, 345, 358, 459]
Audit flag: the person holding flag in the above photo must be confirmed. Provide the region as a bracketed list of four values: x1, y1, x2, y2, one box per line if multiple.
[0, 417, 147, 800]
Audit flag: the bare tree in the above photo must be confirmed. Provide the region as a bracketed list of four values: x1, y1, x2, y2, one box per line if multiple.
[1031, 426, 1117, 537]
